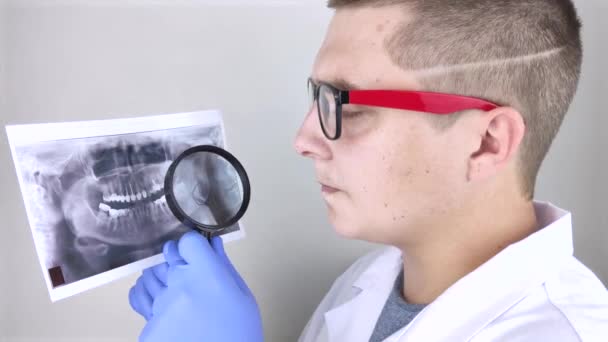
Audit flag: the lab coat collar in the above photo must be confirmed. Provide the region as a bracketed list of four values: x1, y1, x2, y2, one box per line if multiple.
[324, 246, 402, 342]
[324, 201, 574, 342]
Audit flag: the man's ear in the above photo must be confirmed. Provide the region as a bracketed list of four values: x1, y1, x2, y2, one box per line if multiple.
[467, 107, 525, 182]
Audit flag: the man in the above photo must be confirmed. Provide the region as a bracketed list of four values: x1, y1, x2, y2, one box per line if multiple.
[128, 0, 608, 341]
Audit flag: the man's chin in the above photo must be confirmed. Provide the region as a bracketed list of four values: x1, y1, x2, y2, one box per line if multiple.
[332, 226, 393, 245]
[325, 200, 367, 239]
[328, 213, 387, 243]
[328, 214, 365, 240]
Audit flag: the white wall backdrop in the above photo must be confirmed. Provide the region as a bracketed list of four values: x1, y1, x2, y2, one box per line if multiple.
[0, 0, 7, 337]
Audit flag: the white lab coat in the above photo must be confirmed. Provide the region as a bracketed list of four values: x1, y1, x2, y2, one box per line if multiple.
[299, 201, 608, 342]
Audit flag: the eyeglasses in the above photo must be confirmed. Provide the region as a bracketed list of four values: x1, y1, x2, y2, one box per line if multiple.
[307, 78, 500, 140]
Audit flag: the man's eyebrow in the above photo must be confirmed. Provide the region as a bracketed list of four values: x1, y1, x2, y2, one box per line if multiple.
[311, 76, 361, 90]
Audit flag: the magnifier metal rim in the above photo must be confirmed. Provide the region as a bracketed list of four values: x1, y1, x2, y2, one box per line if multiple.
[164, 145, 251, 235]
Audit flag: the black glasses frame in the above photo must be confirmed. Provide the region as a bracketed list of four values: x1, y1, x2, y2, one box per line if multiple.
[308, 78, 345, 140]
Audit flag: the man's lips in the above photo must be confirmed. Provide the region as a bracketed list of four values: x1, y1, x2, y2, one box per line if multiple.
[319, 182, 340, 194]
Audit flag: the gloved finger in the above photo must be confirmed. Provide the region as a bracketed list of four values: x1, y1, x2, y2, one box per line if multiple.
[163, 239, 186, 267]
[129, 277, 153, 320]
[209, 235, 225, 255]
[142, 298, 198, 342]
[210, 236, 252, 296]
[150, 284, 174, 318]
[151, 262, 169, 286]
[142, 268, 165, 299]
[177, 231, 222, 269]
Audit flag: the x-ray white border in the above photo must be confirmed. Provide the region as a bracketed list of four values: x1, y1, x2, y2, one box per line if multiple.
[5, 110, 246, 302]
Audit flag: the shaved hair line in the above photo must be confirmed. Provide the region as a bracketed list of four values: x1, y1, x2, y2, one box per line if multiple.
[407, 46, 566, 78]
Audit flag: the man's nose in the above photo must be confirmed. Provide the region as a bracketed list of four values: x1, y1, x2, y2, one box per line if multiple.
[294, 107, 332, 160]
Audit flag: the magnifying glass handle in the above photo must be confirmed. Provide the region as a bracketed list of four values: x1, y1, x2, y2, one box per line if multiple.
[202, 230, 212, 241]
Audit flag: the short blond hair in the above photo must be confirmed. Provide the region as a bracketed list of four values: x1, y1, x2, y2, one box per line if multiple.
[328, 0, 583, 199]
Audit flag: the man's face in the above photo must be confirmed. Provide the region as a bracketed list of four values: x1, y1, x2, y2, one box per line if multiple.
[294, 6, 471, 246]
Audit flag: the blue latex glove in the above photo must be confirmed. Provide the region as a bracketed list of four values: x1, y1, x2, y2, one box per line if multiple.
[129, 261, 169, 321]
[130, 231, 263, 342]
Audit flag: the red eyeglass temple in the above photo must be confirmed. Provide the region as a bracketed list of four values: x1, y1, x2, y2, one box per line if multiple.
[347, 90, 499, 114]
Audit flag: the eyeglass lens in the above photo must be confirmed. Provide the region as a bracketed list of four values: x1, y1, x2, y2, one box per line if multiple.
[307, 80, 339, 140]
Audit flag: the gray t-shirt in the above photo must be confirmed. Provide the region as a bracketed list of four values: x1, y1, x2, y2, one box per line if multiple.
[369, 270, 427, 342]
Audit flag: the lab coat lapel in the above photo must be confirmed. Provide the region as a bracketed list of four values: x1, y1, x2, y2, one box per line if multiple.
[324, 247, 402, 342]
[389, 202, 574, 341]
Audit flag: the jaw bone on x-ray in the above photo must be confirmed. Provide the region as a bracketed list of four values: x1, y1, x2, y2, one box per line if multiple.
[67, 136, 181, 244]
[61, 136, 185, 270]
[6, 111, 244, 301]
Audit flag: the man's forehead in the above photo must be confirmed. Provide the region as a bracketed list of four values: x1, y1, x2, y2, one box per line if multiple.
[311, 5, 419, 90]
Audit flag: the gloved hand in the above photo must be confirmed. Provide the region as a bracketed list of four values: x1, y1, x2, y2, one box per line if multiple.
[129, 260, 169, 321]
[130, 231, 263, 342]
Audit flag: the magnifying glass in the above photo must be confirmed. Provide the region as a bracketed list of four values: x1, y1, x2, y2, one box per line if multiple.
[164, 145, 251, 240]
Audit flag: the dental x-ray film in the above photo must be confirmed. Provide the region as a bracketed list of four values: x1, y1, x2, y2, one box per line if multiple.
[5, 110, 246, 302]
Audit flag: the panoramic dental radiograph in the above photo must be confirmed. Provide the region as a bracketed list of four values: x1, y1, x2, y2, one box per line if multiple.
[14, 125, 239, 288]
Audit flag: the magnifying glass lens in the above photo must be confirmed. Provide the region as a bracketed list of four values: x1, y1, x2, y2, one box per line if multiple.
[167, 148, 246, 233]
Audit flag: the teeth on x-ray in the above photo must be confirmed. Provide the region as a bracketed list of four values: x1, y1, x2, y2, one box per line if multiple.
[101, 182, 164, 207]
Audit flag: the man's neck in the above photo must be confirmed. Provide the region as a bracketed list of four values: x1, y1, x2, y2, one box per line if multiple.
[399, 199, 538, 305]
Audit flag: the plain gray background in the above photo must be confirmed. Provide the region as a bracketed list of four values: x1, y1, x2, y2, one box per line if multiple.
[0, 0, 606, 341]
